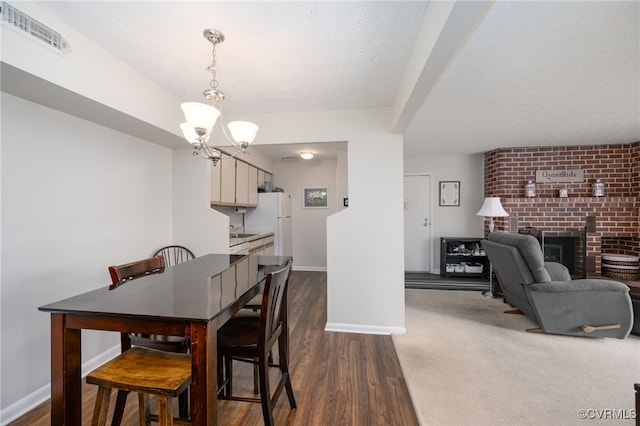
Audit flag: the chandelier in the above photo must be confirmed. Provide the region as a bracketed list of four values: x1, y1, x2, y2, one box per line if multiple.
[180, 29, 259, 165]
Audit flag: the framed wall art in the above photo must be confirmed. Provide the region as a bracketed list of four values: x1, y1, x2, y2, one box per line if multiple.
[303, 187, 328, 208]
[439, 181, 460, 206]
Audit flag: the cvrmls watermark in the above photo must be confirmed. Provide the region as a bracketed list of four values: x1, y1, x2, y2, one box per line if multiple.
[577, 408, 637, 420]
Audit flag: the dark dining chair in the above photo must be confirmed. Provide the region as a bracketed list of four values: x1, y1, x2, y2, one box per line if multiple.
[217, 258, 296, 426]
[108, 256, 190, 425]
[153, 245, 195, 267]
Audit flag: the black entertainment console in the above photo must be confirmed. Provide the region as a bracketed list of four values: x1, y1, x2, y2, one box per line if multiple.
[440, 237, 489, 279]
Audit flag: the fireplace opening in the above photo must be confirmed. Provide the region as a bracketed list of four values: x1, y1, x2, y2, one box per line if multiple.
[518, 227, 587, 278]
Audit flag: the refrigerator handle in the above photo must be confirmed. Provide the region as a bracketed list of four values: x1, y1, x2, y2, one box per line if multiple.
[280, 195, 287, 218]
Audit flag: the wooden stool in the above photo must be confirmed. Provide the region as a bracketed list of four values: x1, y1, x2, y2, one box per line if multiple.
[86, 347, 191, 426]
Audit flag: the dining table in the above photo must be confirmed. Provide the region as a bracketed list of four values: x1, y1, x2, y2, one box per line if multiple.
[38, 253, 291, 425]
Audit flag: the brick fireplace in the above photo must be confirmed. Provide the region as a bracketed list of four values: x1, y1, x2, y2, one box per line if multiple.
[484, 142, 640, 276]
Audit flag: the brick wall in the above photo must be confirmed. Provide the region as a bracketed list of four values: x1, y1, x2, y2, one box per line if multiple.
[485, 142, 639, 198]
[602, 237, 640, 258]
[484, 141, 640, 275]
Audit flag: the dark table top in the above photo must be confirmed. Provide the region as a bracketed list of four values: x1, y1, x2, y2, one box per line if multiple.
[38, 254, 290, 322]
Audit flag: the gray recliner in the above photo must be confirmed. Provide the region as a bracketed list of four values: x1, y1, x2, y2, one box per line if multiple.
[482, 231, 633, 339]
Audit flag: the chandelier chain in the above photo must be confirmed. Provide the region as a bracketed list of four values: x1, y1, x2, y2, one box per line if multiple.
[180, 28, 258, 165]
[207, 43, 219, 91]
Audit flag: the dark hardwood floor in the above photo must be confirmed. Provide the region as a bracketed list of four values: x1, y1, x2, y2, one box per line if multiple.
[9, 271, 419, 425]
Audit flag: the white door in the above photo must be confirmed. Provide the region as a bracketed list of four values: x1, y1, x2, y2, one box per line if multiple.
[404, 174, 432, 272]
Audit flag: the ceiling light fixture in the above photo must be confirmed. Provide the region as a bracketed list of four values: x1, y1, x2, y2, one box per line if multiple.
[299, 152, 314, 160]
[180, 29, 259, 165]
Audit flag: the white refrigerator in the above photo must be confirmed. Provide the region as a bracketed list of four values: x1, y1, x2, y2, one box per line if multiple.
[245, 193, 292, 257]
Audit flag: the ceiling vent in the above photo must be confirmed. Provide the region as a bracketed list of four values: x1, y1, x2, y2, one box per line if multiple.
[280, 156, 300, 161]
[1, 2, 68, 52]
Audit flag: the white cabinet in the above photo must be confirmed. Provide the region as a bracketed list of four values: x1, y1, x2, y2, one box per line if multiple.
[248, 165, 258, 207]
[236, 160, 249, 206]
[258, 170, 273, 190]
[211, 159, 263, 207]
[263, 242, 274, 255]
[249, 235, 275, 256]
[220, 159, 236, 206]
[210, 162, 222, 205]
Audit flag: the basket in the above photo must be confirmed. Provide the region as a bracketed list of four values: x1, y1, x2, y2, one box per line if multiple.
[464, 262, 484, 274]
[602, 253, 639, 281]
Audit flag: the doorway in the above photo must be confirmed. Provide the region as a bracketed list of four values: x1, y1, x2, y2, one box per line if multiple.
[404, 174, 432, 272]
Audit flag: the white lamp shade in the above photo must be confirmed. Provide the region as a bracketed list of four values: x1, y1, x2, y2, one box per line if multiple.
[228, 121, 259, 143]
[180, 123, 205, 144]
[181, 102, 220, 130]
[476, 197, 509, 217]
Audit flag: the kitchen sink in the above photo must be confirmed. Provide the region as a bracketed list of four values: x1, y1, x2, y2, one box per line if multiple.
[230, 233, 258, 238]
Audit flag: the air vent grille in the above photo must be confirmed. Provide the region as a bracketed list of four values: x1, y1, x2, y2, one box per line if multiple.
[280, 156, 300, 161]
[1, 2, 68, 52]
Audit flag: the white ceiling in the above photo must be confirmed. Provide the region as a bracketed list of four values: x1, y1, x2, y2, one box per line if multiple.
[36, 1, 639, 160]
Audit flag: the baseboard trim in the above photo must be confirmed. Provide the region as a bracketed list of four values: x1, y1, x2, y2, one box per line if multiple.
[324, 322, 406, 335]
[0, 345, 120, 426]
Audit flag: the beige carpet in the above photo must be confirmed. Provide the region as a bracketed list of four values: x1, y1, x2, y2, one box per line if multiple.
[393, 289, 640, 425]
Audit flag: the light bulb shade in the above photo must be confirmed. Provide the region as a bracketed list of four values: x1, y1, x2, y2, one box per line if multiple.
[181, 102, 220, 129]
[299, 152, 314, 160]
[180, 123, 198, 144]
[476, 197, 509, 217]
[227, 121, 259, 144]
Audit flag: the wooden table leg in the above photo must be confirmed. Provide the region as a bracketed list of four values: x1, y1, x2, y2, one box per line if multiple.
[189, 321, 218, 425]
[50, 313, 82, 425]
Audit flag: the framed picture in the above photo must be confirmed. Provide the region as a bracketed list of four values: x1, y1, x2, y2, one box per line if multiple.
[439, 181, 460, 206]
[303, 187, 328, 208]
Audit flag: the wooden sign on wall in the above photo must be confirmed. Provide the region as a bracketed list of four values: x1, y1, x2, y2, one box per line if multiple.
[535, 169, 584, 183]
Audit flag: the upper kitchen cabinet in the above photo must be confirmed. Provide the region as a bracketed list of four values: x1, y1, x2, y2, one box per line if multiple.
[211, 159, 259, 208]
[211, 161, 222, 205]
[248, 165, 258, 207]
[257, 169, 273, 190]
[219, 159, 236, 206]
[236, 160, 249, 206]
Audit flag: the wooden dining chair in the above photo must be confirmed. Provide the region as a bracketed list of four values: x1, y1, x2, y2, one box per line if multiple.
[108, 256, 190, 425]
[86, 346, 191, 426]
[217, 258, 296, 426]
[153, 245, 195, 267]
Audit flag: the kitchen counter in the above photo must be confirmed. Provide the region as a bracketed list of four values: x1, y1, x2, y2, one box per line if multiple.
[229, 231, 274, 248]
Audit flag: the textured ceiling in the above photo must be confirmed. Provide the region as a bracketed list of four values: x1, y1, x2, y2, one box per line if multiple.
[404, 1, 640, 155]
[35, 1, 640, 158]
[37, 1, 425, 115]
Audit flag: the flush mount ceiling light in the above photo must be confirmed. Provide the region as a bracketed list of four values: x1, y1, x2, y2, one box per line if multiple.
[299, 152, 314, 160]
[180, 29, 259, 166]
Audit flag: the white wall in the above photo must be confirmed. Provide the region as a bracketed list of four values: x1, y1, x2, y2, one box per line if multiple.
[0, 93, 173, 412]
[172, 150, 231, 256]
[404, 154, 485, 272]
[241, 108, 406, 335]
[270, 159, 340, 270]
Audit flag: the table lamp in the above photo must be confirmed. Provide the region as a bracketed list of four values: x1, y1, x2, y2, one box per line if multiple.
[476, 197, 509, 298]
